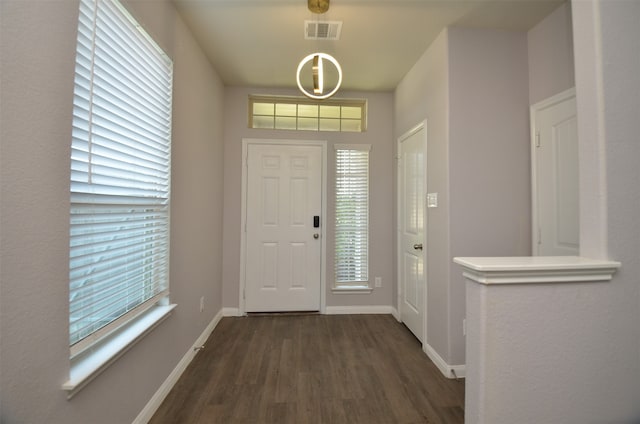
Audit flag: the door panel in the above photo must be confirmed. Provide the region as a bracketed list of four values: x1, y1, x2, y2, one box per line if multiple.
[260, 243, 278, 288]
[245, 143, 322, 312]
[403, 253, 419, 311]
[399, 126, 425, 342]
[534, 91, 579, 256]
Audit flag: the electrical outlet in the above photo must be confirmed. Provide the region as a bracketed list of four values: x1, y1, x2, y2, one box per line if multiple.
[374, 277, 382, 288]
[427, 192, 438, 208]
[200, 296, 204, 312]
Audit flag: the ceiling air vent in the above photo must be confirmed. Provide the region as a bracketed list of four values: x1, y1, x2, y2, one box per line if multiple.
[304, 20, 342, 40]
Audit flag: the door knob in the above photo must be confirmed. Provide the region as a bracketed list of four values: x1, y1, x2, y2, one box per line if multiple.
[413, 243, 423, 250]
[314, 233, 319, 239]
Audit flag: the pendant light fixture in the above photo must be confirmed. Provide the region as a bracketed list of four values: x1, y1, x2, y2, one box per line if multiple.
[308, 0, 330, 14]
[296, 52, 342, 100]
[297, 0, 342, 99]
[312, 54, 323, 94]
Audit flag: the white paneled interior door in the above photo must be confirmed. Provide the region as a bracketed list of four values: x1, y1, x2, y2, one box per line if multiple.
[398, 125, 426, 342]
[532, 89, 579, 256]
[244, 143, 323, 312]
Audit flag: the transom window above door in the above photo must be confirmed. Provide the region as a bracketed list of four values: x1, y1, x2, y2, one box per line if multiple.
[249, 95, 367, 132]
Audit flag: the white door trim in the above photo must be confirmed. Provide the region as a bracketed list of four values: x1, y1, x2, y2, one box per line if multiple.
[239, 138, 327, 315]
[396, 121, 427, 345]
[530, 87, 577, 255]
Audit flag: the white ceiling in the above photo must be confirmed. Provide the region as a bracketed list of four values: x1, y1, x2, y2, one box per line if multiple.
[172, 0, 565, 92]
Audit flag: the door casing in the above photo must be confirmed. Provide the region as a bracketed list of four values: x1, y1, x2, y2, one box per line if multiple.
[239, 138, 327, 315]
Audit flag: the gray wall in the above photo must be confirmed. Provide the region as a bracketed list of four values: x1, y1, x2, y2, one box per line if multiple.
[571, 0, 640, 417]
[596, 0, 640, 416]
[527, 2, 575, 105]
[394, 27, 531, 367]
[222, 87, 395, 310]
[464, 1, 640, 421]
[448, 27, 531, 365]
[394, 30, 452, 361]
[0, 1, 225, 422]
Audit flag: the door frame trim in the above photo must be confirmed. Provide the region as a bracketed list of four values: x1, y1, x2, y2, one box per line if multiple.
[530, 87, 576, 255]
[239, 138, 328, 315]
[396, 121, 427, 345]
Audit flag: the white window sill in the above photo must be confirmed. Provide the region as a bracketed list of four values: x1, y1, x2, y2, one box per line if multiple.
[62, 304, 176, 398]
[331, 286, 373, 294]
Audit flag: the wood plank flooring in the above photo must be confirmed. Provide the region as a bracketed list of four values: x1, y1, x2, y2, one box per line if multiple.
[150, 314, 464, 424]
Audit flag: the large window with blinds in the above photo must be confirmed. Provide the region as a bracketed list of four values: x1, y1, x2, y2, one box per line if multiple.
[334, 145, 370, 287]
[69, 0, 173, 356]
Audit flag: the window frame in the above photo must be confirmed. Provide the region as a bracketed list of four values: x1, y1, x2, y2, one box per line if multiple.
[249, 95, 367, 132]
[333, 144, 371, 292]
[63, 0, 175, 396]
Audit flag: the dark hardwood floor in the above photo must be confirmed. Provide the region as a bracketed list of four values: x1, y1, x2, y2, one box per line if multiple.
[150, 314, 464, 424]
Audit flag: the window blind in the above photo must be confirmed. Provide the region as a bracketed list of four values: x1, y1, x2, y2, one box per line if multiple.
[69, 0, 173, 354]
[335, 145, 370, 284]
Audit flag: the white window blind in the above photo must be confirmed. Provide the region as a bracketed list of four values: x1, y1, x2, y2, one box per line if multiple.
[69, 0, 173, 355]
[335, 145, 370, 285]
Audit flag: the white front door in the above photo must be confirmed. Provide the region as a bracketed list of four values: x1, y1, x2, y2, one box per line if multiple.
[244, 142, 323, 312]
[532, 89, 579, 256]
[398, 124, 426, 342]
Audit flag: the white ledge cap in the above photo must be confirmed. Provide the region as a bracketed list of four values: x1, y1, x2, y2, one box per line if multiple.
[453, 256, 621, 285]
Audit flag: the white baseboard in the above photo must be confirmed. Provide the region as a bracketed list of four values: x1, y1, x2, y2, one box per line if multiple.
[223, 306, 396, 317]
[133, 308, 224, 424]
[423, 343, 466, 379]
[222, 307, 241, 317]
[390, 307, 400, 321]
[325, 305, 396, 315]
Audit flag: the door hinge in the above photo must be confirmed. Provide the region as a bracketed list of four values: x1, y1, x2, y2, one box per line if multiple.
[243, 288, 246, 300]
[535, 130, 541, 148]
[537, 227, 542, 245]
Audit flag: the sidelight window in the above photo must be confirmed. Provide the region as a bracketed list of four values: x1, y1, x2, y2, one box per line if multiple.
[334, 144, 370, 287]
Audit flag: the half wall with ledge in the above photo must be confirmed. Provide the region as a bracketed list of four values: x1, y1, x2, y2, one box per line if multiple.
[454, 256, 620, 424]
